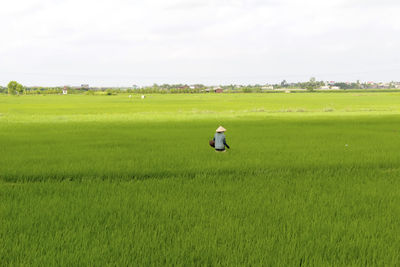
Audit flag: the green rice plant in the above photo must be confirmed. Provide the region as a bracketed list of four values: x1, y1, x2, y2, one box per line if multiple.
[1, 93, 400, 265]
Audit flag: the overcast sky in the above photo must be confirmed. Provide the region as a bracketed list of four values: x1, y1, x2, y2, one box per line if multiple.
[0, 0, 399, 86]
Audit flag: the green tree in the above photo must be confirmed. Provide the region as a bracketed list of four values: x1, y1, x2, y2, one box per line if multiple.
[16, 83, 24, 94]
[7, 81, 23, 95]
[242, 87, 253, 93]
[305, 77, 318, 92]
[106, 89, 115, 95]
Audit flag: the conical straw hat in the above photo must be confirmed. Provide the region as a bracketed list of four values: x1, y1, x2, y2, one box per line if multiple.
[216, 126, 226, 132]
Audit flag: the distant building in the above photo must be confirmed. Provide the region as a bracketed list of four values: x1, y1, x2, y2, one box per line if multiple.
[319, 85, 340, 90]
[377, 82, 389, 88]
[62, 86, 68, 95]
[261, 85, 274, 90]
[214, 88, 223, 93]
[81, 84, 89, 90]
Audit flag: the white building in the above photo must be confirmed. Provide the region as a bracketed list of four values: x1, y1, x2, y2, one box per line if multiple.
[262, 85, 274, 90]
[62, 87, 68, 95]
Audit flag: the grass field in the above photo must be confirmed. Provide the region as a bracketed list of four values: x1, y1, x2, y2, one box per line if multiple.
[1, 93, 400, 265]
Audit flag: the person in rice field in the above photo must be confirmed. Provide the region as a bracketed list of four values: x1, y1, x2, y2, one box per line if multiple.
[213, 126, 230, 152]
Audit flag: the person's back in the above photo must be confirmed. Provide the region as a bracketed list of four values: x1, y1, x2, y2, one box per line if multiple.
[213, 126, 230, 152]
[214, 132, 226, 150]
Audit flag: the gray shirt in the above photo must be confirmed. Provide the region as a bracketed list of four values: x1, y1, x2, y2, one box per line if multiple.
[213, 133, 229, 149]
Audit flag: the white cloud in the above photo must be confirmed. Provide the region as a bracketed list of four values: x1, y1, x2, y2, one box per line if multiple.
[0, 0, 399, 86]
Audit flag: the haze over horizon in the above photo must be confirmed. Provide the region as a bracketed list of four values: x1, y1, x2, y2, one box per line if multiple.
[1, 0, 399, 87]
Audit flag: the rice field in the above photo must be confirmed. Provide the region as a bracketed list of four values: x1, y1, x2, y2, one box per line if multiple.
[1, 93, 400, 266]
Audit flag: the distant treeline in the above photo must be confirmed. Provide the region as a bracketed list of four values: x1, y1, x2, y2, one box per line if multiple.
[1, 79, 399, 95]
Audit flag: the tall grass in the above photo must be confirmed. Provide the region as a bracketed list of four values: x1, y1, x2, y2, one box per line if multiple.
[1, 93, 400, 265]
